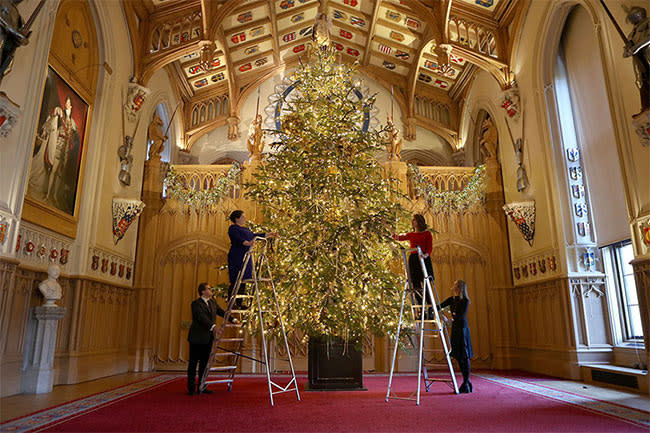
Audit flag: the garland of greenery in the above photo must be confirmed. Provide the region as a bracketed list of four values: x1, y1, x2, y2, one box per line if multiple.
[408, 164, 486, 214]
[164, 162, 242, 210]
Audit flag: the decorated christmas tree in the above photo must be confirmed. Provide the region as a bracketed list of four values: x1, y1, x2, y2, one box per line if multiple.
[247, 44, 408, 342]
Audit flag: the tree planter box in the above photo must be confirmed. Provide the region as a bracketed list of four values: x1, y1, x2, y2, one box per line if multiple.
[306, 336, 365, 391]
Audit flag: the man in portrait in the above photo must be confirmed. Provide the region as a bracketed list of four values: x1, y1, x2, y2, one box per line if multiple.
[28, 68, 86, 216]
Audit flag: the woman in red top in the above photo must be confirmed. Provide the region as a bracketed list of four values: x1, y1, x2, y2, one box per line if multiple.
[392, 214, 434, 312]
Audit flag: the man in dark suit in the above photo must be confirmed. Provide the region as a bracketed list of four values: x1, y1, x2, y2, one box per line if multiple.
[187, 282, 227, 395]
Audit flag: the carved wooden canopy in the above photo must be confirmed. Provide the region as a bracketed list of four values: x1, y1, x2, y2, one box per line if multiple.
[122, 0, 526, 149]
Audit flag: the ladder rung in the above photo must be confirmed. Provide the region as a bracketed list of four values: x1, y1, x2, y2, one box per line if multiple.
[235, 294, 254, 298]
[422, 348, 449, 353]
[424, 363, 452, 368]
[242, 278, 271, 283]
[220, 338, 244, 342]
[229, 309, 249, 314]
[213, 352, 235, 357]
[205, 379, 233, 384]
[411, 305, 434, 308]
[224, 323, 242, 328]
[210, 365, 237, 371]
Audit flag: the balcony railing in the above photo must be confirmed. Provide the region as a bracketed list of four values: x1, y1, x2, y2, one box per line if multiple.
[167, 164, 242, 199]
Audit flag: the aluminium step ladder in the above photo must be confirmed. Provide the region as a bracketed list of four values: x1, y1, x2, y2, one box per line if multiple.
[386, 246, 459, 405]
[199, 237, 300, 406]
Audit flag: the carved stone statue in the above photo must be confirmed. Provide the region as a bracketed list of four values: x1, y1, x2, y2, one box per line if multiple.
[0, 0, 44, 87]
[386, 118, 403, 161]
[624, 7, 650, 113]
[0, 0, 27, 86]
[227, 116, 239, 140]
[479, 116, 498, 159]
[147, 112, 167, 160]
[198, 40, 216, 72]
[247, 114, 265, 160]
[38, 264, 62, 307]
[312, 12, 331, 47]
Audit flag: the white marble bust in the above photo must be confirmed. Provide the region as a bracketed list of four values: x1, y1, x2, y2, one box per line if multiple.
[38, 264, 62, 307]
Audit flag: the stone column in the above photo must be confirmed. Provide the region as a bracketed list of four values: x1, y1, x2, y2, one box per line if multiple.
[130, 156, 164, 372]
[21, 306, 65, 393]
[383, 160, 409, 195]
[631, 258, 650, 384]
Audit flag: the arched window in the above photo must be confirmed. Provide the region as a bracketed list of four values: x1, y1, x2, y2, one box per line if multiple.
[550, 6, 640, 342]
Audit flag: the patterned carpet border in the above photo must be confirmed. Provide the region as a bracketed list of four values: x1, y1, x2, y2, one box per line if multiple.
[2, 373, 648, 432]
[0, 374, 178, 433]
[476, 373, 650, 428]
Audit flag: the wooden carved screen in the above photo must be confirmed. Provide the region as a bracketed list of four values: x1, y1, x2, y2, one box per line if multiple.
[153, 237, 227, 369]
[429, 241, 491, 366]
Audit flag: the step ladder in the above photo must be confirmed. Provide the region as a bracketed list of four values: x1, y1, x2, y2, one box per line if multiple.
[386, 246, 459, 405]
[199, 237, 301, 406]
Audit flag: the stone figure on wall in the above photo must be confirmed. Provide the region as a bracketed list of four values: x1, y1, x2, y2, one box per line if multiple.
[479, 116, 498, 159]
[227, 116, 239, 140]
[38, 264, 62, 307]
[385, 118, 403, 161]
[312, 12, 331, 47]
[147, 112, 167, 160]
[247, 114, 265, 160]
[624, 7, 650, 113]
[0, 0, 42, 87]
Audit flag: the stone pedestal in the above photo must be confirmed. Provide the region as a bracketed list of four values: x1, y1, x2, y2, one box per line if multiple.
[21, 306, 65, 394]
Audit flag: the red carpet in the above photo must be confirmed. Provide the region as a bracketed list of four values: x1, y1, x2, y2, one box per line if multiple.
[22, 374, 647, 433]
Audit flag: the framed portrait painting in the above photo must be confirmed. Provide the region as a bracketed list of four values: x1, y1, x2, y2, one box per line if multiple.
[23, 64, 92, 238]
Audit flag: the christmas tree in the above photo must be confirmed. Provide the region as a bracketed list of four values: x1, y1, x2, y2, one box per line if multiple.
[247, 44, 408, 342]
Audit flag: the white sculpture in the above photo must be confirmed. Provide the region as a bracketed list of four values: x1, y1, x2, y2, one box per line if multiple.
[38, 264, 62, 307]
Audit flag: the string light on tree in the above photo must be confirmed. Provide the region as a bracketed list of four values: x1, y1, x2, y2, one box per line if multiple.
[247, 43, 409, 342]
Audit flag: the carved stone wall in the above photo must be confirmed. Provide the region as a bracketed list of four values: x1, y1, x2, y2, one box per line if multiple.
[0, 260, 134, 397]
[508, 275, 615, 379]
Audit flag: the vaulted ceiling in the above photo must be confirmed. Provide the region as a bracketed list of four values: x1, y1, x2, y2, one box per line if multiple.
[123, 0, 525, 150]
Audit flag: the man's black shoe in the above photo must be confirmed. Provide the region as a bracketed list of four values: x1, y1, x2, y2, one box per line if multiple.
[198, 388, 213, 394]
[188, 390, 195, 396]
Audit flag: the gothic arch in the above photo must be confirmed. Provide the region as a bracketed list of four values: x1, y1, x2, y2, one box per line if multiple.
[534, 0, 637, 221]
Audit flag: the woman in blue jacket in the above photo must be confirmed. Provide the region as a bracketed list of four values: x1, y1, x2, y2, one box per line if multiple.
[227, 210, 275, 308]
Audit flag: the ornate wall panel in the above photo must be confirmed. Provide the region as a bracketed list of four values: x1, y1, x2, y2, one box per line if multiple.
[0, 261, 134, 396]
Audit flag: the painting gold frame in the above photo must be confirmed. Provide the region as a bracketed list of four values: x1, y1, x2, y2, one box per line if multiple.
[22, 56, 94, 239]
